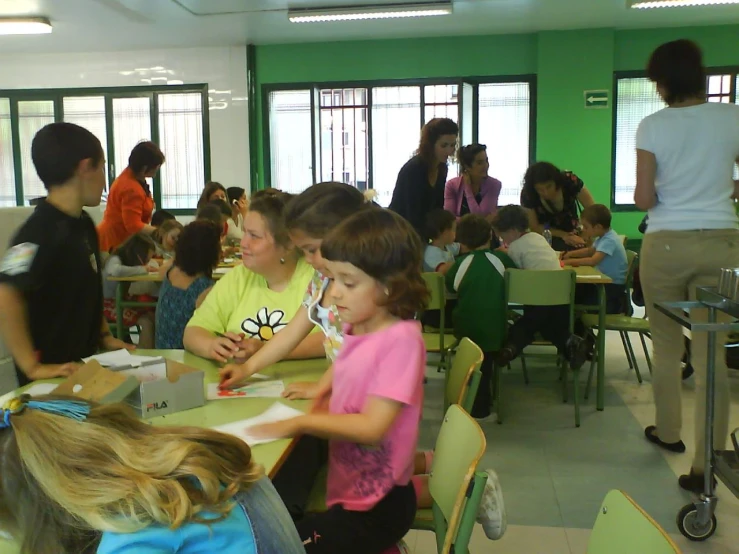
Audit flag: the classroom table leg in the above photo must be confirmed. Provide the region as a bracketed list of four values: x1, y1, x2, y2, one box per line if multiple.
[596, 284, 606, 411]
[115, 282, 124, 340]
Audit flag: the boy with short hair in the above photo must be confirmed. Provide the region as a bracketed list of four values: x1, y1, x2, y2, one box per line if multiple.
[563, 204, 628, 314]
[0, 123, 130, 386]
[423, 208, 460, 274]
[446, 214, 516, 421]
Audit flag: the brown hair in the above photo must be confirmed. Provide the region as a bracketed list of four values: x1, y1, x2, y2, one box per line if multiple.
[581, 204, 612, 229]
[153, 218, 184, 246]
[249, 193, 293, 249]
[647, 39, 705, 105]
[417, 118, 459, 169]
[0, 395, 261, 554]
[197, 181, 227, 209]
[174, 220, 222, 278]
[127, 142, 165, 174]
[456, 214, 491, 250]
[114, 232, 156, 266]
[492, 205, 529, 234]
[321, 209, 428, 320]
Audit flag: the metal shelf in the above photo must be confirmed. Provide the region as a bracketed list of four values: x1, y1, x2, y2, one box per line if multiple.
[654, 287, 739, 333]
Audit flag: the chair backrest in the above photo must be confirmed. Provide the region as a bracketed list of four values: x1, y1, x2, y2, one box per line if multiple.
[505, 269, 576, 306]
[622, 250, 638, 316]
[587, 490, 681, 554]
[445, 337, 484, 413]
[429, 405, 487, 554]
[617, 234, 628, 247]
[423, 272, 446, 312]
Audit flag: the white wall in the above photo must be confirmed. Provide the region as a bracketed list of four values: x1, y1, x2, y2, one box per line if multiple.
[0, 46, 250, 194]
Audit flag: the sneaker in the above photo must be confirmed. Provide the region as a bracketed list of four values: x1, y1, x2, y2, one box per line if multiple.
[476, 469, 507, 540]
[566, 334, 589, 370]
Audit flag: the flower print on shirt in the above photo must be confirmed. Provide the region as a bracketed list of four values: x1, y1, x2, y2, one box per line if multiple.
[242, 307, 287, 340]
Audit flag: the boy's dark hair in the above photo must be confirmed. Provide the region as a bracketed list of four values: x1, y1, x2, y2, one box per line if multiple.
[457, 143, 487, 171]
[31, 123, 104, 190]
[226, 187, 246, 206]
[151, 210, 175, 227]
[128, 142, 165, 174]
[195, 203, 227, 230]
[210, 199, 232, 218]
[581, 204, 612, 229]
[424, 209, 456, 242]
[285, 182, 370, 239]
[456, 214, 491, 250]
[197, 181, 227, 209]
[174, 220, 222, 278]
[249, 193, 292, 248]
[321, 209, 429, 320]
[115, 233, 156, 266]
[492, 205, 529, 234]
[647, 39, 705, 105]
[252, 188, 293, 204]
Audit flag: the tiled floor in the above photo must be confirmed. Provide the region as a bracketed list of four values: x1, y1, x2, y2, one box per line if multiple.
[410, 329, 739, 554]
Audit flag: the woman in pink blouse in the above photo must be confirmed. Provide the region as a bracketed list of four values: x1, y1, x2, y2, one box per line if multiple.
[444, 143, 502, 221]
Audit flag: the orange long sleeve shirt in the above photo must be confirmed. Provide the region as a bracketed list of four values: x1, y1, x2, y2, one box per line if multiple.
[97, 168, 154, 253]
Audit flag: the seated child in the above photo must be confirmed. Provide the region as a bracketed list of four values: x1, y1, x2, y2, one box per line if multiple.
[102, 233, 157, 348]
[197, 199, 235, 257]
[153, 219, 183, 260]
[151, 209, 175, 227]
[155, 220, 221, 349]
[492, 205, 589, 370]
[0, 395, 305, 554]
[423, 209, 460, 274]
[563, 204, 628, 314]
[446, 214, 516, 421]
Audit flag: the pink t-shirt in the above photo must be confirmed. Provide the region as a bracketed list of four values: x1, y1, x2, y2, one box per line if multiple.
[326, 319, 426, 512]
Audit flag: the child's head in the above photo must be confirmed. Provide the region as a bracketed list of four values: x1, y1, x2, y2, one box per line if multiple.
[492, 205, 529, 245]
[197, 181, 227, 208]
[241, 193, 295, 274]
[128, 141, 165, 179]
[155, 219, 184, 252]
[424, 209, 456, 245]
[196, 200, 231, 239]
[0, 395, 260, 554]
[150, 210, 175, 227]
[580, 204, 612, 239]
[115, 233, 156, 266]
[227, 186, 248, 215]
[455, 214, 492, 251]
[285, 182, 371, 273]
[321, 209, 429, 326]
[175, 220, 222, 278]
[31, 123, 105, 206]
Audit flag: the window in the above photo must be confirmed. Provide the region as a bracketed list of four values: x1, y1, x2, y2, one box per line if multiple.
[0, 85, 209, 211]
[268, 89, 313, 195]
[613, 70, 738, 207]
[319, 88, 368, 190]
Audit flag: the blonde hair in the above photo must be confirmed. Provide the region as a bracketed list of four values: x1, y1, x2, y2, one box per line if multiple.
[153, 218, 184, 246]
[0, 395, 261, 554]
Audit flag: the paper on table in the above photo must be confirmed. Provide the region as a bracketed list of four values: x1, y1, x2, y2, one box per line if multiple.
[212, 402, 304, 446]
[214, 267, 232, 275]
[577, 274, 603, 279]
[207, 381, 285, 400]
[0, 382, 58, 407]
[82, 349, 163, 368]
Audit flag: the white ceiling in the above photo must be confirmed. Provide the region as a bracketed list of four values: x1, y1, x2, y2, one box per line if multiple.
[0, 0, 738, 53]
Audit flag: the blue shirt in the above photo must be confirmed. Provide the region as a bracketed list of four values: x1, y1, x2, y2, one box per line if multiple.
[594, 229, 627, 285]
[155, 271, 213, 349]
[423, 243, 460, 272]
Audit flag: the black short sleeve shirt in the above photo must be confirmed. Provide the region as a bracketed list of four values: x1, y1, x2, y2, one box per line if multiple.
[0, 199, 103, 386]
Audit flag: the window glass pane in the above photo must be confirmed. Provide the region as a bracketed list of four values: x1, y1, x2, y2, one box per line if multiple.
[0, 99, 15, 207]
[477, 83, 531, 207]
[614, 78, 665, 205]
[112, 97, 151, 192]
[319, 88, 368, 191]
[63, 96, 109, 189]
[371, 86, 421, 207]
[158, 93, 204, 209]
[18, 100, 55, 205]
[424, 84, 458, 104]
[269, 90, 313, 195]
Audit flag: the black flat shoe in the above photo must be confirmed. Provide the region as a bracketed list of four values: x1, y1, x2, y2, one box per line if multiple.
[678, 469, 717, 494]
[644, 425, 686, 453]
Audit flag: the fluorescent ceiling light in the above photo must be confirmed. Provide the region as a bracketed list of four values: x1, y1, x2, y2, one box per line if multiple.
[288, 2, 452, 23]
[0, 17, 52, 35]
[630, 0, 739, 8]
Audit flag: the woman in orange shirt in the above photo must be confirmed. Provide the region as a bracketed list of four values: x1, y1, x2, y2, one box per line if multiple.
[97, 142, 165, 253]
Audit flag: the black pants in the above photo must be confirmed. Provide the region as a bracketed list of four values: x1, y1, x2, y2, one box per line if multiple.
[297, 482, 417, 554]
[421, 299, 456, 329]
[272, 435, 329, 522]
[508, 305, 571, 356]
[471, 352, 495, 419]
[575, 283, 626, 314]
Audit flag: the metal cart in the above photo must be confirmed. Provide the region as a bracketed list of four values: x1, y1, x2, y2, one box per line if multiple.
[655, 287, 739, 542]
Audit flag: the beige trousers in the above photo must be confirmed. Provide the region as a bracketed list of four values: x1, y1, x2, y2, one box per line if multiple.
[641, 228, 739, 471]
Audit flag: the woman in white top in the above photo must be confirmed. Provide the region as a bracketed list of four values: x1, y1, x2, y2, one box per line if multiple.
[226, 186, 249, 244]
[635, 39, 739, 493]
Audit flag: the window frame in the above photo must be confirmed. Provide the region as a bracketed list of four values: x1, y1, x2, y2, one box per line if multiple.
[611, 67, 739, 212]
[261, 74, 537, 192]
[0, 84, 211, 215]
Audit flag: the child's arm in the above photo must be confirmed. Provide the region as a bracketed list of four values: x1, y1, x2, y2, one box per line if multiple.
[562, 246, 595, 260]
[563, 251, 605, 268]
[435, 261, 454, 275]
[106, 257, 148, 278]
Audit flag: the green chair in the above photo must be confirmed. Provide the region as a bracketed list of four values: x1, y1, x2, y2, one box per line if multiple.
[587, 490, 681, 554]
[412, 405, 488, 554]
[421, 272, 457, 372]
[503, 269, 580, 426]
[444, 337, 484, 414]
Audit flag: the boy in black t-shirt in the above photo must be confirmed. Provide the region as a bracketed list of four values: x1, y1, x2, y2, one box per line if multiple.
[0, 123, 131, 386]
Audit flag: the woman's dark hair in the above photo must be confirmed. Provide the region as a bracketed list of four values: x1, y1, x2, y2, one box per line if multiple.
[456, 214, 491, 250]
[523, 161, 565, 194]
[114, 233, 156, 266]
[249, 193, 292, 249]
[647, 39, 706, 105]
[197, 182, 227, 209]
[285, 182, 371, 239]
[31, 123, 105, 190]
[321, 209, 429, 320]
[128, 142, 165, 174]
[417, 118, 459, 168]
[492, 205, 529, 234]
[424, 209, 456, 242]
[151, 210, 175, 227]
[252, 188, 292, 203]
[226, 187, 246, 207]
[457, 143, 487, 171]
[174, 221, 222, 278]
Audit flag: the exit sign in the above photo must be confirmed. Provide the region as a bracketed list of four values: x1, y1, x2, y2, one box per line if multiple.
[584, 90, 609, 109]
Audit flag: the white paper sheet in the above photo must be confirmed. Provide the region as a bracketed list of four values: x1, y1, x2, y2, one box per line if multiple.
[207, 380, 285, 400]
[119, 362, 168, 383]
[82, 349, 163, 368]
[577, 274, 604, 280]
[0, 383, 58, 407]
[213, 267, 232, 275]
[212, 402, 304, 446]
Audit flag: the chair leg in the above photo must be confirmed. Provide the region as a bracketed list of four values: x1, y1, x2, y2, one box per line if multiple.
[494, 362, 503, 424]
[573, 368, 581, 427]
[624, 334, 643, 384]
[561, 356, 568, 403]
[619, 331, 634, 370]
[639, 333, 653, 374]
[521, 356, 530, 385]
[585, 352, 597, 401]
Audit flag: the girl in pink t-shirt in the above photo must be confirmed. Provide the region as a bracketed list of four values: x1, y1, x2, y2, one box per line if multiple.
[248, 209, 428, 554]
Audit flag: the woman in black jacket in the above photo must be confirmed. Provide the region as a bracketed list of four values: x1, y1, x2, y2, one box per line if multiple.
[389, 118, 459, 239]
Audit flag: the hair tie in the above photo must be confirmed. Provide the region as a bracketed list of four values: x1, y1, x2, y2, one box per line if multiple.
[363, 190, 378, 204]
[0, 395, 90, 430]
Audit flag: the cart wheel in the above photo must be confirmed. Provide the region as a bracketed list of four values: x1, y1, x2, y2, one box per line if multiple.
[677, 504, 717, 541]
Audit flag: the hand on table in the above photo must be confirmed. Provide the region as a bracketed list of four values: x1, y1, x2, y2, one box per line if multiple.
[247, 417, 301, 441]
[232, 337, 263, 363]
[282, 381, 320, 400]
[28, 362, 81, 381]
[209, 332, 244, 364]
[564, 233, 585, 248]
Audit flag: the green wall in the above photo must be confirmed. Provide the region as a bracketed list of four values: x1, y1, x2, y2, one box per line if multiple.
[254, 24, 739, 237]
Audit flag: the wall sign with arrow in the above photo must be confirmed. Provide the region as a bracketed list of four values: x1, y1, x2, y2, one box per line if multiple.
[584, 90, 609, 109]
